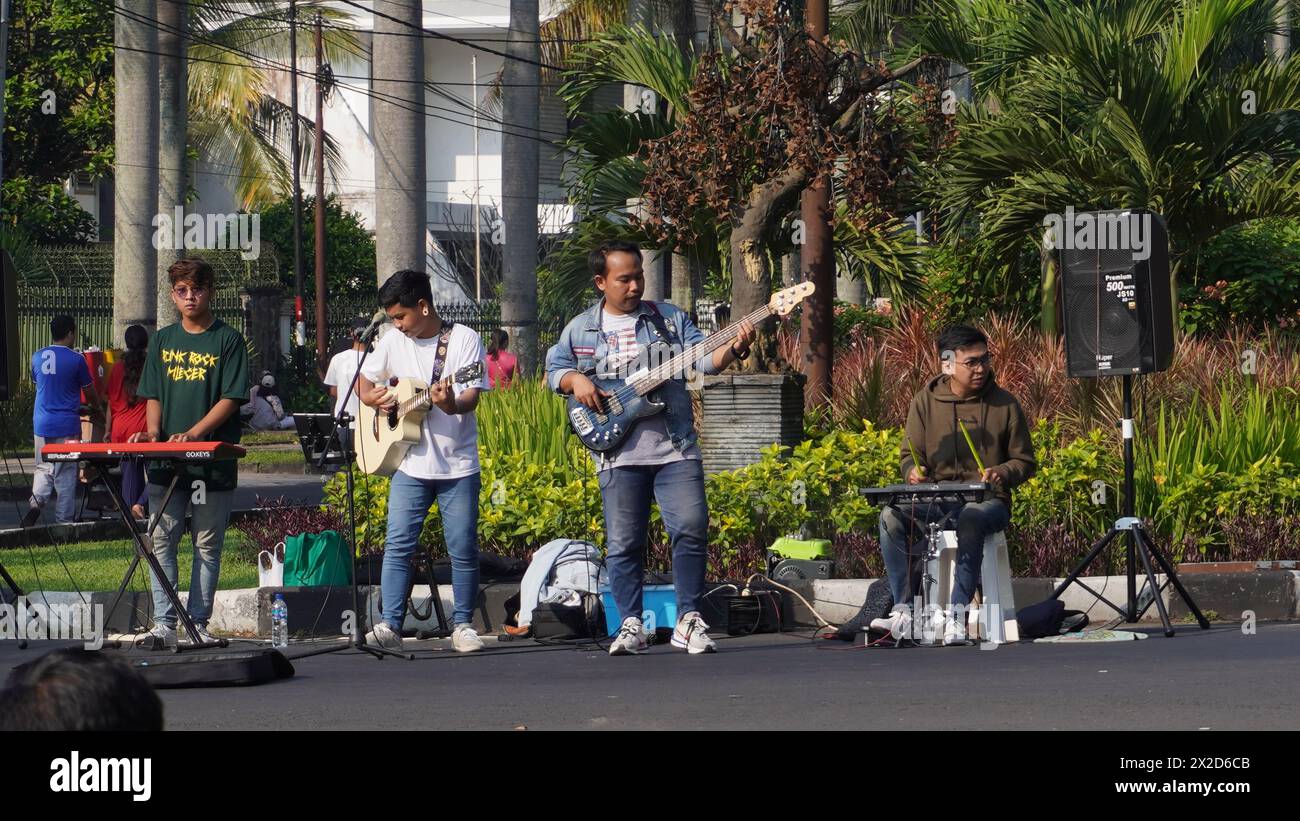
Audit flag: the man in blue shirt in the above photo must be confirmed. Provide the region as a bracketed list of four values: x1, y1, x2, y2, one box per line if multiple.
[24, 316, 102, 527]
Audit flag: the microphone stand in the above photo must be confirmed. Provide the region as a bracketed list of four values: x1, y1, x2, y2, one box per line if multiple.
[296, 323, 412, 661]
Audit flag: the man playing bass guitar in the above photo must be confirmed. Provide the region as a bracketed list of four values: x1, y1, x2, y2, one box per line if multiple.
[546, 240, 756, 656]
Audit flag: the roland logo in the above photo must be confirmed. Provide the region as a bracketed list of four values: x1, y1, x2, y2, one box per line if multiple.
[50, 751, 152, 801]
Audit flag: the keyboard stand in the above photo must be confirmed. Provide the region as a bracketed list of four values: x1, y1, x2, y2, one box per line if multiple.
[100, 465, 226, 652]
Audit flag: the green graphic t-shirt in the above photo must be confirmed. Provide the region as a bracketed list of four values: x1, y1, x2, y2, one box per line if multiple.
[137, 319, 250, 491]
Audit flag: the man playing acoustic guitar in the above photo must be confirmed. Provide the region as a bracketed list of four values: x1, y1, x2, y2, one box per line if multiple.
[357, 270, 491, 653]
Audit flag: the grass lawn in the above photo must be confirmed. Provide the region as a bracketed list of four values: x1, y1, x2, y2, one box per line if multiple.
[3, 533, 260, 593]
[241, 431, 300, 446]
[241, 449, 306, 469]
[0, 472, 33, 489]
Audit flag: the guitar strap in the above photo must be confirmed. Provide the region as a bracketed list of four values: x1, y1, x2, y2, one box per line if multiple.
[643, 301, 678, 345]
[429, 320, 456, 384]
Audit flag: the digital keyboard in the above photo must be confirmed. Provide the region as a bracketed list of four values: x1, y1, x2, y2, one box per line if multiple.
[40, 441, 246, 462]
[859, 482, 991, 505]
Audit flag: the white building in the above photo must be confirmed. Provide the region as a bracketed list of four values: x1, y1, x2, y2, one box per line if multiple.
[191, 0, 588, 301]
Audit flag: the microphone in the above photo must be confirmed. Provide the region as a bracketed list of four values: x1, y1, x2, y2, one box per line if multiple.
[359, 309, 388, 343]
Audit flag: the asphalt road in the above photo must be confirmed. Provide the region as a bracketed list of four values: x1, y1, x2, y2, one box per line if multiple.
[6, 622, 1295, 731]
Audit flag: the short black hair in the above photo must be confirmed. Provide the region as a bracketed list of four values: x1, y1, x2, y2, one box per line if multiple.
[588, 240, 642, 278]
[0, 648, 164, 731]
[50, 315, 76, 342]
[936, 324, 988, 356]
[377, 269, 433, 309]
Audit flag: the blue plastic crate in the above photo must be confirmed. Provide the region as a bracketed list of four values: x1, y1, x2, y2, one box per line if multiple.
[600, 585, 678, 636]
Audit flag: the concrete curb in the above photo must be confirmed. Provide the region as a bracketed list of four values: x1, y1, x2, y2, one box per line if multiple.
[20, 570, 1299, 638]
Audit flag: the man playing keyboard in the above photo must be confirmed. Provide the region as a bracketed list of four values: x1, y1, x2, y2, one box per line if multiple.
[874, 325, 1036, 645]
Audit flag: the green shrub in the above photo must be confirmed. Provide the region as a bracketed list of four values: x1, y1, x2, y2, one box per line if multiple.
[320, 406, 1300, 572]
[1180, 219, 1300, 335]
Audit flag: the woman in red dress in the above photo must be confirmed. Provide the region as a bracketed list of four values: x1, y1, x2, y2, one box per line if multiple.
[105, 325, 150, 519]
[486, 329, 520, 389]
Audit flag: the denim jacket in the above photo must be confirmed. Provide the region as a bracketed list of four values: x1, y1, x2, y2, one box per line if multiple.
[545, 298, 722, 453]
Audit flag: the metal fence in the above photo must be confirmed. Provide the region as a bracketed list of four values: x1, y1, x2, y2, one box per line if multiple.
[16, 246, 275, 365]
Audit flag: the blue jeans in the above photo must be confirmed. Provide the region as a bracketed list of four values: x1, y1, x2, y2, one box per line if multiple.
[879, 499, 1010, 608]
[121, 458, 148, 510]
[31, 435, 80, 523]
[382, 470, 481, 629]
[147, 482, 235, 629]
[600, 459, 708, 624]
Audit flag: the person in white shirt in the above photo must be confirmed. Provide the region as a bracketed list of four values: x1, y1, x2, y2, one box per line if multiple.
[356, 270, 490, 653]
[323, 317, 370, 448]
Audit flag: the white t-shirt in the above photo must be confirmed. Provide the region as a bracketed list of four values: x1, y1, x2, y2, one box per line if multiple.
[360, 323, 490, 480]
[323, 347, 364, 427]
[595, 309, 698, 471]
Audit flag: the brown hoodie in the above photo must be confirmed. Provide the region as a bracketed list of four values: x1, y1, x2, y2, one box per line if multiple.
[899, 373, 1037, 510]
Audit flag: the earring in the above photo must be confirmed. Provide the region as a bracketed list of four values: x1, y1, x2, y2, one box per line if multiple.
[423, 309, 429, 316]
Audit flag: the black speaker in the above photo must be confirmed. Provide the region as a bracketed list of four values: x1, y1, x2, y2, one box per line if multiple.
[1057, 209, 1174, 377]
[0, 251, 18, 401]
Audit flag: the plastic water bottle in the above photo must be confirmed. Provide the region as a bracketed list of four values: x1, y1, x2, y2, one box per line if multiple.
[271, 594, 289, 649]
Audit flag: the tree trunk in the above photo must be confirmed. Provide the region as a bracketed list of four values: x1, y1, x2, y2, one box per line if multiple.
[115, 0, 160, 345]
[1040, 237, 1059, 336]
[372, 1, 426, 285]
[798, 0, 833, 410]
[671, 0, 697, 56]
[502, 0, 540, 375]
[156, 0, 186, 330]
[1270, 1, 1290, 60]
[730, 167, 808, 370]
[625, 0, 664, 302]
[672, 251, 693, 314]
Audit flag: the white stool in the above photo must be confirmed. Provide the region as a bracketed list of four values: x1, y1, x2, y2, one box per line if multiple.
[931, 530, 1019, 644]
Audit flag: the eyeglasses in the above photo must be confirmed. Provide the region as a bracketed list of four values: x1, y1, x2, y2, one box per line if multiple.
[958, 354, 993, 370]
[172, 286, 207, 299]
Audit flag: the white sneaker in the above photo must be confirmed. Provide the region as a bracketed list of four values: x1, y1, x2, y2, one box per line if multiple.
[144, 623, 177, 649]
[671, 611, 717, 654]
[451, 623, 484, 653]
[365, 621, 403, 651]
[870, 608, 913, 640]
[183, 625, 221, 645]
[608, 616, 647, 656]
[943, 612, 972, 646]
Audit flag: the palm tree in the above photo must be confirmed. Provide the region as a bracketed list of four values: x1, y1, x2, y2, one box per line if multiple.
[503, 0, 542, 375]
[115, 0, 160, 344]
[544, 24, 706, 322]
[185, 1, 361, 212]
[371, 0, 425, 282]
[914, 0, 1300, 332]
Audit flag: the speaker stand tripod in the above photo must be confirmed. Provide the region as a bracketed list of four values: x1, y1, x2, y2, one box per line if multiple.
[1051, 375, 1209, 636]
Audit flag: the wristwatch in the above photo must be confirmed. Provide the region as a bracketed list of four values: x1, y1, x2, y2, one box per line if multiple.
[730, 343, 750, 361]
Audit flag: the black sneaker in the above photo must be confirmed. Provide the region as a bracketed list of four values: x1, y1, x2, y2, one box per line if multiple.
[20, 506, 40, 528]
[1060, 613, 1089, 634]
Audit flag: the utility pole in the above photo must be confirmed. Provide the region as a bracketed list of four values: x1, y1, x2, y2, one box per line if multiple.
[290, 0, 305, 353]
[473, 54, 482, 303]
[0, 0, 12, 190]
[314, 12, 328, 374]
[798, 0, 834, 408]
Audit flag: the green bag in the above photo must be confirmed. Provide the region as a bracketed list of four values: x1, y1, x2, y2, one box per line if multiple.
[282, 530, 352, 587]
